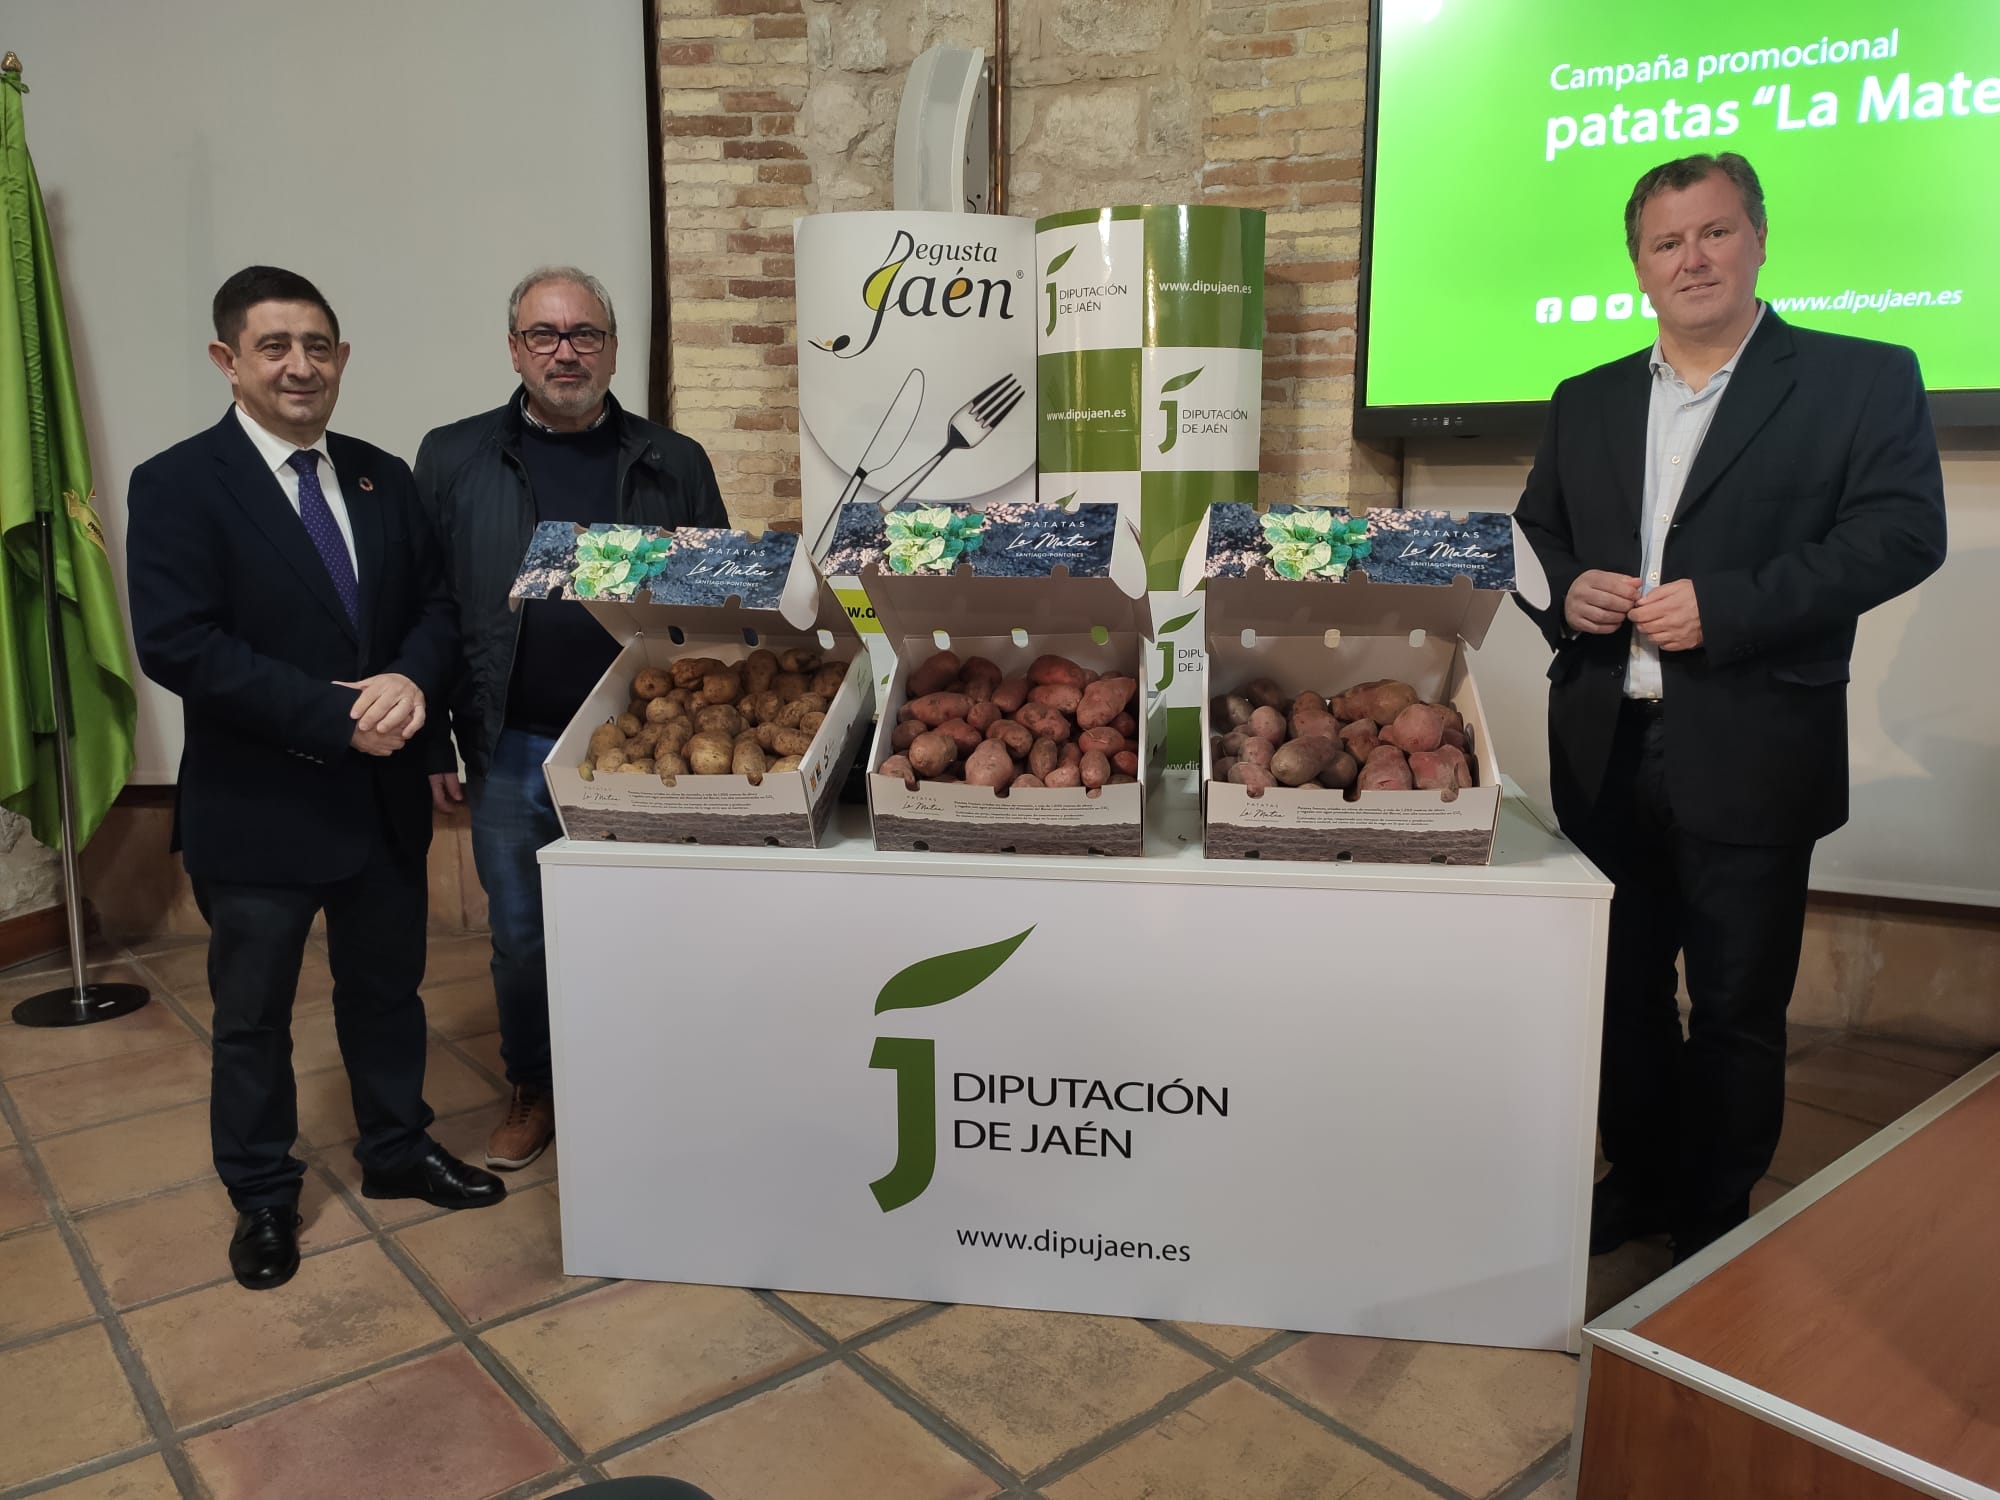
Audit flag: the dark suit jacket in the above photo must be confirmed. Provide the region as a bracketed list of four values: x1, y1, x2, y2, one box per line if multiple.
[1514, 312, 1947, 848]
[127, 408, 457, 884]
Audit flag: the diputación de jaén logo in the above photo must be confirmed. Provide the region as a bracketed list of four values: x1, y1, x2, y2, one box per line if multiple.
[811, 230, 1017, 361]
[1044, 245, 1073, 334]
[1156, 367, 1203, 454]
[869, 926, 1035, 1212]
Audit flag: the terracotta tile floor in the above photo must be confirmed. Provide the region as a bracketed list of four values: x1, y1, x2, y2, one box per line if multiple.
[1, 938, 1991, 1500]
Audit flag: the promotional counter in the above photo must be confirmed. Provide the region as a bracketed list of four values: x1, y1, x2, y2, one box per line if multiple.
[539, 779, 1612, 1353]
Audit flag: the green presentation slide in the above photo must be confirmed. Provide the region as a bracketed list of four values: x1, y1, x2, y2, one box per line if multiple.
[1364, 0, 1998, 407]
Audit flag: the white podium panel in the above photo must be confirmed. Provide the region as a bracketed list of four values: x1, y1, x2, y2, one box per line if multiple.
[541, 790, 1610, 1351]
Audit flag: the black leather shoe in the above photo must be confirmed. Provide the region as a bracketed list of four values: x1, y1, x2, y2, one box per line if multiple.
[229, 1205, 303, 1291]
[1589, 1172, 1670, 1256]
[361, 1145, 506, 1210]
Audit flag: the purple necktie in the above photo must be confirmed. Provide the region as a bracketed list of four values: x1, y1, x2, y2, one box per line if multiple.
[287, 449, 358, 626]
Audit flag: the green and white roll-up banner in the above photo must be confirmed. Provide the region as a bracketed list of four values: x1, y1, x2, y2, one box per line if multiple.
[1034, 205, 1265, 767]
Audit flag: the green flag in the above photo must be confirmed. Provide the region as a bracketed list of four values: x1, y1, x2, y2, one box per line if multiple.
[0, 62, 136, 851]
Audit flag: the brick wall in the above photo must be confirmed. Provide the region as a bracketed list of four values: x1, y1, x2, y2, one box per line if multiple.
[657, 0, 812, 533]
[656, 0, 1397, 525]
[1199, 0, 1398, 504]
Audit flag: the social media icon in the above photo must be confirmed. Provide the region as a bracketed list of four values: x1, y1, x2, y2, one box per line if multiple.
[1535, 297, 1562, 324]
[1569, 294, 1599, 323]
[1606, 293, 1634, 320]
[1640, 293, 1657, 319]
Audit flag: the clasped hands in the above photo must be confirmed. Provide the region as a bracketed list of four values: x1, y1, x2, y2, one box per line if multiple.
[337, 673, 425, 756]
[1565, 570, 1703, 652]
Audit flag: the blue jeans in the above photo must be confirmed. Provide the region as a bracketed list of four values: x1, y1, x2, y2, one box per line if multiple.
[467, 730, 562, 1091]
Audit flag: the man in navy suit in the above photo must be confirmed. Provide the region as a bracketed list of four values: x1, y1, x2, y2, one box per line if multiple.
[1515, 155, 1947, 1263]
[127, 267, 504, 1292]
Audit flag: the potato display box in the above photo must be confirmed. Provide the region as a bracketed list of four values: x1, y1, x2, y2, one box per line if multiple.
[1184, 505, 1523, 865]
[509, 522, 872, 846]
[820, 499, 1152, 856]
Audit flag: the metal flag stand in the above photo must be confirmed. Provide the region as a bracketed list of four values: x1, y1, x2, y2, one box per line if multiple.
[10, 513, 148, 1027]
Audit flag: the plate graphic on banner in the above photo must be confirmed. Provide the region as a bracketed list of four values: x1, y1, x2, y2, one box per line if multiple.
[797, 212, 1037, 523]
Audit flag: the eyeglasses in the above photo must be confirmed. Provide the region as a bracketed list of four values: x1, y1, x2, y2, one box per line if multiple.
[512, 325, 612, 356]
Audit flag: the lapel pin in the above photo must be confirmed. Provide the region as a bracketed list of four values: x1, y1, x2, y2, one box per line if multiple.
[358, 476, 374, 491]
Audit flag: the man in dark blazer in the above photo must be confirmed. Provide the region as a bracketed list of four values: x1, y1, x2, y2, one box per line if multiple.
[127, 266, 505, 1292]
[1514, 154, 1947, 1262]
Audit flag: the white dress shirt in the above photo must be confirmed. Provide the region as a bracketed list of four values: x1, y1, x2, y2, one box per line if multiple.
[1626, 302, 1766, 699]
[233, 404, 359, 575]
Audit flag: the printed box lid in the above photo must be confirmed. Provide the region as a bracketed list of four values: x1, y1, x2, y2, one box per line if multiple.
[1182, 505, 1534, 649]
[820, 499, 1152, 645]
[508, 522, 855, 644]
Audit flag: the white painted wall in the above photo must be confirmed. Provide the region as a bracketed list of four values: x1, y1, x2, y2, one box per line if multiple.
[1408, 434, 2000, 906]
[0, 0, 655, 782]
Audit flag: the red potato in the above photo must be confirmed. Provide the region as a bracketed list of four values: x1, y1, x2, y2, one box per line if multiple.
[966, 700, 1002, 732]
[1244, 677, 1288, 710]
[1108, 772, 1137, 784]
[1440, 725, 1467, 751]
[1382, 702, 1446, 754]
[1270, 736, 1336, 787]
[1214, 694, 1255, 730]
[906, 692, 972, 727]
[1221, 727, 1259, 757]
[1292, 690, 1329, 720]
[1236, 736, 1275, 770]
[906, 732, 958, 779]
[1214, 755, 1238, 780]
[1340, 718, 1381, 758]
[1357, 744, 1414, 791]
[963, 676, 993, 704]
[1433, 703, 1465, 736]
[964, 740, 1018, 788]
[961, 656, 1003, 691]
[1228, 762, 1277, 791]
[991, 676, 1030, 714]
[877, 753, 919, 788]
[891, 719, 925, 751]
[1028, 682, 1083, 713]
[1059, 741, 1083, 770]
[934, 718, 984, 755]
[1291, 709, 1339, 743]
[1029, 737, 1060, 777]
[1077, 676, 1138, 730]
[1080, 750, 1111, 789]
[1078, 726, 1126, 756]
[1028, 655, 1086, 688]
[1011, 774, 1046, 789]
[1015, 703, 1072, 743]
[1112, 749, 1139, 777]
[986, 719, 1034, 758]
[907, 650, 962, 698]
[1043, 763, 1083, 788]
[1112, 711, 1138, 738]
[1249, 705, 1288, 744]
[1315, 748, 1360, 790]
[1411, 743, 1474, 791]
[1333, 678, 1420, 726]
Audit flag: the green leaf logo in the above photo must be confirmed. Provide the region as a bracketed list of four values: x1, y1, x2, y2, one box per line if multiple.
[1158, 609, 1199, 636]
[1161, 368, 1203, 394]
[1045, 246, 1074, 277]
[876, 927, 1035, 1015]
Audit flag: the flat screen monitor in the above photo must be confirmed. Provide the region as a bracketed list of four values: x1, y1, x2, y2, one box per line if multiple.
[1357, 0, 2000, 435]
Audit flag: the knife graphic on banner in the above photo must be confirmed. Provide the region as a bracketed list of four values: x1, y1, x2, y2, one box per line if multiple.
[810, 367, 925, 563]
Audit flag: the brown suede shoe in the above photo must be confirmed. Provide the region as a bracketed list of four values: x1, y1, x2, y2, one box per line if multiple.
[486, 1085, 555, 1170]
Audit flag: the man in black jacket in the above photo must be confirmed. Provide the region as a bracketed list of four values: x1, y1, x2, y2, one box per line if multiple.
[128, 267, 505, 1292]
[1514, 155, 1947, 1263]
[416, 266, 728, 1171]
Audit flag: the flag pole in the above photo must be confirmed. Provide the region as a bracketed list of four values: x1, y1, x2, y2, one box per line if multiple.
[10, 513, 147, 1027]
